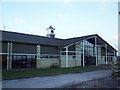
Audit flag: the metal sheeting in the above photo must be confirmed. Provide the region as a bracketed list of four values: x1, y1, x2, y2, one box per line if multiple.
[1, 30, 63, 46]
[40, 45, 58, 54]
[12, 43, 37, 54]
[2, 41, 7, 53]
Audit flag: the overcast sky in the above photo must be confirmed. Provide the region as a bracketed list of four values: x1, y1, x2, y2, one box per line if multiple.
[1, 1, 118, 51]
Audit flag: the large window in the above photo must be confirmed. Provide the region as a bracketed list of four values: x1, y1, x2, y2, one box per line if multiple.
[61, 44, 76, 55]
[12, 55, 36, 69]
[40, 55, 59, 59]
[81, 40, 96, 65]
[27, 55, 36, 68]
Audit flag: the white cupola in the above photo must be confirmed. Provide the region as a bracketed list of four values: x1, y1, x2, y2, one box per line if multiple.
[46, 25, 55, 38]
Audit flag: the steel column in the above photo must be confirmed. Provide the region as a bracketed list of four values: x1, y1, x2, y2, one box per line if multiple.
[36, 45, 40, 68]
[114, 51, 116, 64]
[9, 43, 12, 70]
[95, 36, 98, 66]
[83, 41, 85, 67]
[7, 42, 10, 70]
[66, 46, 68, 67]
[106, 44, 108, 64]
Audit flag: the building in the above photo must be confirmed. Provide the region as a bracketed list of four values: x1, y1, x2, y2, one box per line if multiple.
[0, 25, 117, 70]
[118, 2, 120, 56]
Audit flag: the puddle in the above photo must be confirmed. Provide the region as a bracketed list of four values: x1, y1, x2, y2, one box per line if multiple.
[75, 77, 120, 88]
[62, 76, 120, 88]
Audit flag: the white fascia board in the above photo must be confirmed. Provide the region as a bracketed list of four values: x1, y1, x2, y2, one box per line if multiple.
[62, 36, 96, 48]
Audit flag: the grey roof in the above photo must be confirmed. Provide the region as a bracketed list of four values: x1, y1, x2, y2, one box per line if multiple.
[1, 30, 63, 46]
[0, 30, 117, 51]
[60, 34, 97, 46]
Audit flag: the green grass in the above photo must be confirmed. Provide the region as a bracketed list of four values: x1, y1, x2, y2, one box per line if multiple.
[2, 66, 109, 79]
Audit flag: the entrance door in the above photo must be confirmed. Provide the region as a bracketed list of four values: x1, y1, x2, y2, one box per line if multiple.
[85, 56, 96, 65]
[31, 56, 36, 68]
[12, 55, 27, 69]
[12, 55, 36, 69]
[21, 55, 27, 68]
[81, 54, 96, 67]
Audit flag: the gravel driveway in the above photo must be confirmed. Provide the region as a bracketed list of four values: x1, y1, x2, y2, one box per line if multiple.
[3, 69, 111, 88]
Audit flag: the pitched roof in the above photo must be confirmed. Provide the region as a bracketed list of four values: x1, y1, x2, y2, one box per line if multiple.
[0, 30, 117, 51]
[1, 30, 63, 46]
[61, 34, 97, 46]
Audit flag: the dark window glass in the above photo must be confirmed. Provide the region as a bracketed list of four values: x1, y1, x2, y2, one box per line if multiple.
[12, 55, 36, 69]
[45, 56, 48, 58]
[50, 56, 53, 58]
[73, 56, 75, 59]
[2, 55, 7, 69]
[22, 56, 26, 60]
[17, 55, 22, 60]
[13, 55, 16, 60]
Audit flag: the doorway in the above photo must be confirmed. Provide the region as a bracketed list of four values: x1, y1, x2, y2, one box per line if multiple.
[12, 55, 36, 69]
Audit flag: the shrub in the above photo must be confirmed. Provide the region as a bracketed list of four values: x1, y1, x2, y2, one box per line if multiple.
[51, 63, 59, 68]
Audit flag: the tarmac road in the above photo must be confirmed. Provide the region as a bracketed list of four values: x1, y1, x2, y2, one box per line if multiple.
[3, 69, 111, 88]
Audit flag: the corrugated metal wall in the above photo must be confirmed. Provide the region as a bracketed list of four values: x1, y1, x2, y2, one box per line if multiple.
[2, 41, 7, 53]
[40, 45, 58, 54]
[12, 42, 37, 54]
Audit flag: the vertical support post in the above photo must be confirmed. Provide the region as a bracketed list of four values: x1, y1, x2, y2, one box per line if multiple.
[0, 41, 2, 70]
[59, 48, 62, 67]
[7, 42, 10, 70]
[106, 44, 108, 64]
[83, 40, 85, 67]
[114, 51, 116, 64]
[7, 42, 12, 70]
[9, 43, 12, 70]
[95, 36, 98, 66]
[66, 46, 68, 67]
[36, 45, 40, 69]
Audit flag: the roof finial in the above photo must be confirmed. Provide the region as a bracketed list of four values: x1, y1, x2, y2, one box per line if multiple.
[3, 26, 5, 30]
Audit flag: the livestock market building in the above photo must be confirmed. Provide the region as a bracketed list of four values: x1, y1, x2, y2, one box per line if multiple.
[0, 25, 117, 70]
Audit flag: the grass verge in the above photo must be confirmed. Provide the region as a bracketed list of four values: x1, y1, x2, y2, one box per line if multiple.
[2, 66, 109, 79]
